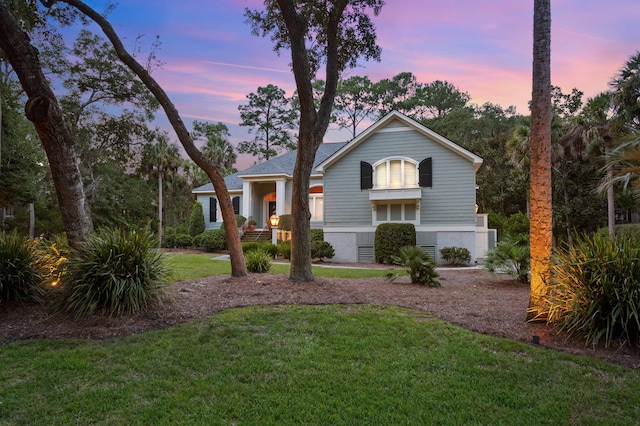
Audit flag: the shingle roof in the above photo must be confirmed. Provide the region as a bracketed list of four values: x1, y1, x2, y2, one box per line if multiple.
[192, 142, 346, 193]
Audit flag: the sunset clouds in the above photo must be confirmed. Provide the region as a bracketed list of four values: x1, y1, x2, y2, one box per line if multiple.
[89, 0, 640, 165]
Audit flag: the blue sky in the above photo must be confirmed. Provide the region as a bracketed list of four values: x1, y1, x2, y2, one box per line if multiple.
[80, 0, 640, 168]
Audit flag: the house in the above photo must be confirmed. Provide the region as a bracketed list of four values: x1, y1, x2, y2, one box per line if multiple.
[193, 111, 491, 264]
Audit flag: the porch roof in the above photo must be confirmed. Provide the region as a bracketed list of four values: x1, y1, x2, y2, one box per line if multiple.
[192, 142, 346, 194]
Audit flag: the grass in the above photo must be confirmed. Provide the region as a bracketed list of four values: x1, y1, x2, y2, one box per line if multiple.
[165, 253, 398, 280]
[1, 304, 639, 424]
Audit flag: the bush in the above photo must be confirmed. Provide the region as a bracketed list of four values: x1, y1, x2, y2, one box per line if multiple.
[0, 232, 45, 303]
[235, 215, 246, 229]
[188, 202, 205, 237]
[311, 240, 334, 261]
[193, 229, 226, 252]
[483, 235, 530, 283]
[54, 229, 170, 318]
[540, 233, 640, 346]
[440, 246, 471, 266]
[278, 240, 291, 260]
[278, 214, 291, 231]
[503, 212, 529, 239]
[597, 223, 640, 245]
[245, 248, 272, 273]
[242, 242, 278, 258]
[174, 234, 193, 249]
[375, 223, 416, 264]
[310, 229, 324, 242]
[386, 246, 441, 287]
[161, 233, 176, 248]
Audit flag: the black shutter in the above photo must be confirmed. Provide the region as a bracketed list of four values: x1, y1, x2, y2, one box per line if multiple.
[360, 161, 373, 190]
[209, 197, 217, 222]
[419, 158, 433, 187]
[232, 196, 240, 215]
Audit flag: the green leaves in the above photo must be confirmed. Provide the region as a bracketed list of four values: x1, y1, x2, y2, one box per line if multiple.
[54, 228, 170, 318]
[387, 245, 441, 287]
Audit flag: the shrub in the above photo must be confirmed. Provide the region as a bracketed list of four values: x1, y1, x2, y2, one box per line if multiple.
[54, 229, 170, 318]
[375, 223, 416, 264]
[174, 234, 193, 249]
[386, 246, 441, 287]
[161, 233, 176, 248]
[278, 214, 291, 231]
[483, 235, 530, 283]
[540, 233, 640, 346]
[245, 248, 272, 273]
[440, 246, 471, 266]
[597, 223, 640, 245]
[188, 202, 205, 237]
[278, 240, 291, 259]
[503, 212, 530, 239]
[311, 240, 335, 261]
[235, 215, 246, 229]
[0, 232, 45, 303]
[193, 229, 226, 252]
[242, 242, 278, 258]
[310, 229, 324, 242]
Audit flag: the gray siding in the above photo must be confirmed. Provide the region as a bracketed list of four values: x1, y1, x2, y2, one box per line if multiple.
[323, 128, 477, 227]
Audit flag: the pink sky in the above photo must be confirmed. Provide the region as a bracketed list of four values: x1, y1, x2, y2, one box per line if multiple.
[92, 0, 640, 168]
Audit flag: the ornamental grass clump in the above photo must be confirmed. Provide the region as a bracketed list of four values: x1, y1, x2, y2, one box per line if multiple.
[245, 248, 272, 273]
[386, 245, 441, 287]
[0, 231, 45, 303]
[54, 229, 170, 318]
[540, 233, 640, 347]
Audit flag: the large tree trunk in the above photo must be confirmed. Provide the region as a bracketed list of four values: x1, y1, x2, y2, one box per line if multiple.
[62, 0, 247, 276]
[0, 3, 93, 247]
[158, 171, 164, 248]
[278, 0, 345, 281]
[528, 0, 553, 318]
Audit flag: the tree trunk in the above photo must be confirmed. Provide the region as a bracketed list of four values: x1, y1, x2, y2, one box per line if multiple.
[528, 0, 553, 318]
[289, 133, 317, 281]
[62, 0, 247, 276]
[277, 0, 346, 282]
[0, 3, 93, 247]
[604, 136, 616, 237]
[158, 171, 164, 248]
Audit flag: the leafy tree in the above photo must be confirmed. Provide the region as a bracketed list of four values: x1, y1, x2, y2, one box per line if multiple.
[0, 2, 93, 247]
[529, 0, 553, 317]
[63, 0, 247, 277]
[188, 202, 205, 237]
[238, 84, 297, 161]
[246, 0, 384, 282]
[420, 80, 470, 119]
[611, 51, 640, 125]
[192, 120, 237, 175]
[374, 71, 423, 118]
[333, 75, 377, 138]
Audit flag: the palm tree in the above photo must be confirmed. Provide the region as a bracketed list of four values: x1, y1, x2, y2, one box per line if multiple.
[528, 0, 553, 317]
[140, 134, 181, 246]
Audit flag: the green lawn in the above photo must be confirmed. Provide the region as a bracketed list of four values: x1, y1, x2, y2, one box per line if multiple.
[165, 252, 398, 280]
[2, 305, 639, 424]
[2, 254, 638, 424]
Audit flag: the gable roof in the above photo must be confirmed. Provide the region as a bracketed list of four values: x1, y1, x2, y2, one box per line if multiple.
[192, 142, 347, 193]
[316, 110, 484, 173]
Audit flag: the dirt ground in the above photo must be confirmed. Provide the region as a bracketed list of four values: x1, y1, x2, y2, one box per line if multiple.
[2, 262, 639, 369]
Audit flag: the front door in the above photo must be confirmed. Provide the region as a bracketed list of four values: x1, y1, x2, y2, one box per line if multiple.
[267, 201, 276, 227]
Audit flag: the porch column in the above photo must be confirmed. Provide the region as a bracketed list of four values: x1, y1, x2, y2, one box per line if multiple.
[275, 179, 285, 215]
[242, 181, 251, 219]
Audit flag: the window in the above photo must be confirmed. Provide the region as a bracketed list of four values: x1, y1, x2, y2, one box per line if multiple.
[374, 158, 418, 188]
[375, 202, 417, 223]
[309, 185, 323, 221]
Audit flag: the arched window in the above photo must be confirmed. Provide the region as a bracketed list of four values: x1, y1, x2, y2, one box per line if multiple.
[373, 158, 418, 189]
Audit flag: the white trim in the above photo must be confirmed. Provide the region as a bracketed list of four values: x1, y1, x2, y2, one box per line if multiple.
[193, 189, 242, 195]
[369, 188, 421, 201]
